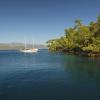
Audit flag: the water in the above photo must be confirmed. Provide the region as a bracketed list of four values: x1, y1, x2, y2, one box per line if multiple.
[0, 49, 100, 100]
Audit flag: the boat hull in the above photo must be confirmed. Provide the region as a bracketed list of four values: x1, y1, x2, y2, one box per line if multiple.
[20, 49, 38, 53]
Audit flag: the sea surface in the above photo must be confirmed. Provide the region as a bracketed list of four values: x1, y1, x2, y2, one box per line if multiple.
[0, 49, 100, 100]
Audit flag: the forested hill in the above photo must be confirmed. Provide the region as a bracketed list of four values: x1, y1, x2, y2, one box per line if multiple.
[47, 14, 100, 57]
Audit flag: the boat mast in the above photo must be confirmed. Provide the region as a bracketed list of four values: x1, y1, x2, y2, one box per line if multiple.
[25, 39, 26, 50]
[33, 40, 34, 49]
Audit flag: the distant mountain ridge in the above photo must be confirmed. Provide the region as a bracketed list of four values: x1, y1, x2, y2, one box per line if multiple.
[0, 43, 47, 50]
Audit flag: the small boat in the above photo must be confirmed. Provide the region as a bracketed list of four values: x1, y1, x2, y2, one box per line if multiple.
[20, 40, 38, 53]
[20, 48, 38, 53]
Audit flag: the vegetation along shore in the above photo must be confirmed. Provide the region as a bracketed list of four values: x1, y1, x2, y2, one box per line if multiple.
[47, 14, 100, 57]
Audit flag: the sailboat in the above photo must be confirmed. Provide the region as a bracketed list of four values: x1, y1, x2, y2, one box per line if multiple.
[20, 40, 38, 53]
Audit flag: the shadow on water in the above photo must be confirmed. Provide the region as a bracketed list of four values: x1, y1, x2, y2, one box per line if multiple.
[62, 55, 100, 79]
[61, 55, 100, 99]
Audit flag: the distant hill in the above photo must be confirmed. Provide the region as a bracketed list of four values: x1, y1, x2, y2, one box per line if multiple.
[0, 43, 47, 50]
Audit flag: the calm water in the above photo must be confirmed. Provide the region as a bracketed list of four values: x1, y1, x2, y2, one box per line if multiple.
[0, 49, 100, 100]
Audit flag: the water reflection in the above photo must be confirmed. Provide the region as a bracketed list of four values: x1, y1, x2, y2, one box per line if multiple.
[62, 55, 100, 92]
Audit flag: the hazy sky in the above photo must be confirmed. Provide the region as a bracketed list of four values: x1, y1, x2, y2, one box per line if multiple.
[0, 0, 100, 44]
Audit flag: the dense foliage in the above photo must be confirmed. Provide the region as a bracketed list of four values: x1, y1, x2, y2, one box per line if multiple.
[47, 14, 100, 57]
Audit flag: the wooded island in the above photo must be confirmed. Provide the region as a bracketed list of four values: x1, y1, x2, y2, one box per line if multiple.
[47, 14, 100, 57]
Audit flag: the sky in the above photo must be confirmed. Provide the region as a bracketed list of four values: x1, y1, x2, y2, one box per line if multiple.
[0, 0, 100, 44]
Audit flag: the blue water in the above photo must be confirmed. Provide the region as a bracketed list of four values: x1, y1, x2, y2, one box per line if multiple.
[0, 49, 100, 100]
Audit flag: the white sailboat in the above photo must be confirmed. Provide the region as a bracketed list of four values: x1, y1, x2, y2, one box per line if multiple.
[20, 40, 38, 53]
